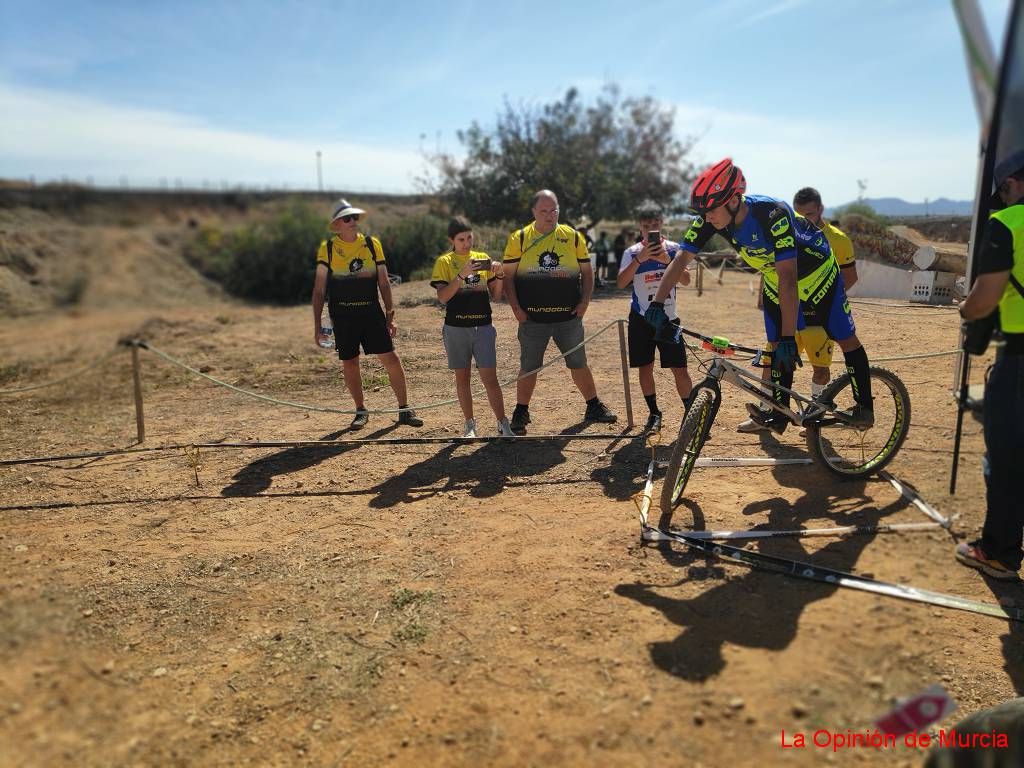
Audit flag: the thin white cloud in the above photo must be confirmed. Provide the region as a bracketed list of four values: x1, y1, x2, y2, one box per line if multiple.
[736, 0, 811, 28]
[671, 100, 978, 204]
[0, 83, 426, 192]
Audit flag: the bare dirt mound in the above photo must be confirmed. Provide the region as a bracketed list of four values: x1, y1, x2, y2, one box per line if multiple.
[0, 271, 1017, 767]
[0, 207, 227, 317]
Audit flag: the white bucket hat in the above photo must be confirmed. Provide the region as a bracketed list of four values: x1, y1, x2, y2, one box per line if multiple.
[330, 198, 366, 221]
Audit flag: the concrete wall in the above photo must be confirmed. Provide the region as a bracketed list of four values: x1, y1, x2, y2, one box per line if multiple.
[846, 260, 915, 300]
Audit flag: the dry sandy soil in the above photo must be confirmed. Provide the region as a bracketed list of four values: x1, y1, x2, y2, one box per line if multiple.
[0, 215, 1019, 767]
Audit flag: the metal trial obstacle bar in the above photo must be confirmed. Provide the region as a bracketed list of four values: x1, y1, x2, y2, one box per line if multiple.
[631, 455, 1023, 623]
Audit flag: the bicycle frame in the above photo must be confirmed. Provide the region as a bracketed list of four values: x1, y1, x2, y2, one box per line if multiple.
[691, 349, 849, 429]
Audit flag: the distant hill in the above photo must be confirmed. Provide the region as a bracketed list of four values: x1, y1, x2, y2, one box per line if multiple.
[826, 197, 974, 217]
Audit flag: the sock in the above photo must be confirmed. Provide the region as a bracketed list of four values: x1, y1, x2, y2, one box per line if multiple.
[644, 393, 660, 414]
[514, 402, 529, 412]
[842, 346, 873, 408]
[586, 396, 599, 407]
[811, 382, 826, 398]
[771, 364, 793, 411]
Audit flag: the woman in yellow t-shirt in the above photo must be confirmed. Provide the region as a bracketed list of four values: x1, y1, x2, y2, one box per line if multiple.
[430, 218, 514, 438]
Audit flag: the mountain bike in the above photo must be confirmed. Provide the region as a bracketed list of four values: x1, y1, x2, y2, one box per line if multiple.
[659, 327, 911, 522]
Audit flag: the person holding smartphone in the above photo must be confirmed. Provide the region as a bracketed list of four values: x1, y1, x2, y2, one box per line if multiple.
[617, 200, 693, 435]
[431, 217, 514, 438]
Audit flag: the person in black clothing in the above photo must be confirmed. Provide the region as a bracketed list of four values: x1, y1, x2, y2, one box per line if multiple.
[956, 150, 1024, 581]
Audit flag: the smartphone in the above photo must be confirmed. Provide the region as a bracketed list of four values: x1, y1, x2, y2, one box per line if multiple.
[647, 230, 661, 246]
[472, 258, 491, 271]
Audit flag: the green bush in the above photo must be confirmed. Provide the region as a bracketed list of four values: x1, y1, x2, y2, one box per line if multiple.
[184, 206, 452, 304]
[224, 202, 325, 304]
[378, 214, 449, 280]
[184, 203, 323, 304]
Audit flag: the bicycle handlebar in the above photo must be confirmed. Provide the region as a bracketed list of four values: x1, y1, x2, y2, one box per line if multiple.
[676, 326, 762, 357]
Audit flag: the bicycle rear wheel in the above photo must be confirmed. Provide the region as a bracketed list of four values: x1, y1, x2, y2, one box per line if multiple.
[659, 388, 714, 519]
[805, 366, 911, 479]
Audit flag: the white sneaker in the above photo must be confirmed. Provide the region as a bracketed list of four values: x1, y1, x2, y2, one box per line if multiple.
[497, 418, 515, 438]
[737, 417, 770, 434]
[462, 419, 477, 438]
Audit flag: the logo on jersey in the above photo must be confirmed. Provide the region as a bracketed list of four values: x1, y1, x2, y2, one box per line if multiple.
[769, 217, 791, 237]
[539, 252, 561, 271]
[349, 258, 364, 273]
[465, 273, 481, 285]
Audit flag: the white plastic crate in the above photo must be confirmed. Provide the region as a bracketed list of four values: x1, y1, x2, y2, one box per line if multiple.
[910, 270, 958, 305]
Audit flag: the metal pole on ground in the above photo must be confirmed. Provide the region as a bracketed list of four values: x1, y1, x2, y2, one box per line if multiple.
[617, 319, 634, 429]
[130, 343, 145, 444]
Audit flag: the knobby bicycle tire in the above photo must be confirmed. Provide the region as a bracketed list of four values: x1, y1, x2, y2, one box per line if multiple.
[659, 388, 715, 520]
[805, 366, 911, 479]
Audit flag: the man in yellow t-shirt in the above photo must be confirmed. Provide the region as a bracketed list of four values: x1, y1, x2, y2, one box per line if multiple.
[792, 186, 858, 395]
[502, 189, 617, 435]
[738, 187, 859, 433]
[311, 198, 423, 430]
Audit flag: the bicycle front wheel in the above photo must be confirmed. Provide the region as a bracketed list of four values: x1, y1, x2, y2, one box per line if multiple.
[805, 366, 911, 479]
[659, 388, 715, 520]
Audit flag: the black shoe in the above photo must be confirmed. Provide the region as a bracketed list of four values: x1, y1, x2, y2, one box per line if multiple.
[510, 405, 530, 435]
[747, 407, 789, 436]
[838, 404, 874, 430]
[350, 408, 369, 430]
[643, 411, 663, 435]
[745, 402, 770, 420]
[397, 408, 423, 427]
[584, 399, 618, 424]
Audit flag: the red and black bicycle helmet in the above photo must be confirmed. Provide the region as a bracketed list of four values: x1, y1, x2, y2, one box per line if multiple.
[690, 157, 746, 213]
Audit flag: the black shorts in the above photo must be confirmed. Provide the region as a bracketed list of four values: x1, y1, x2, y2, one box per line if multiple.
[333, 309, 394, 360]
[628, 310, 687, 368]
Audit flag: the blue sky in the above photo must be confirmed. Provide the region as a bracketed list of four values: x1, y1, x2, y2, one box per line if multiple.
[0, 0, 1013, 205]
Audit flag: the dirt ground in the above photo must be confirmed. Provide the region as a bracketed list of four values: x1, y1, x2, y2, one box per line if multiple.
[0, 252, 1019, 767]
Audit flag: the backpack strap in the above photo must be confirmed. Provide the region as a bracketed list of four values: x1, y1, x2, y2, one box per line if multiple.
[1011, 273, 1024, 299]
[324, 238, 334, 276]
[574, 230, 580, 249]
[519, 229, 525, 253]
[364, 234, 377, 262]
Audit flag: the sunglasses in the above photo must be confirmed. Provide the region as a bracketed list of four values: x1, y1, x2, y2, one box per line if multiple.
[339, 214, 360, 223]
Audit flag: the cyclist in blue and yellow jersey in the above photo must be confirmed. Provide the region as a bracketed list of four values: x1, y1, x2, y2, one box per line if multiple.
[312, 198, 423, 430]
[739, 186, 860, 433]
[645, 158, 874, 434]
[503, 189, 617, 435]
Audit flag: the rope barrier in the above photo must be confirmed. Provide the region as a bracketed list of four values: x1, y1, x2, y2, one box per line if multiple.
[851, 299, 958, 310]
[0, 432, 632, 467]
[0, 348, 121, 395]
[137, 318, 623, 416]
[871, 348, 960, 362]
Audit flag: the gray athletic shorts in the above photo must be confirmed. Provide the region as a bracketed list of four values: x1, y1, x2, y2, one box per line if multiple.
[518, 317, 587, 372]
[442, 324, 497, 369]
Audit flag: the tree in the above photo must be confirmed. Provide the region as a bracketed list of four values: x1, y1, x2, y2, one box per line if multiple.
[424, 85, 697, 225]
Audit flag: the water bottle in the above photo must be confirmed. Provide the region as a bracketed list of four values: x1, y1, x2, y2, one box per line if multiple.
[319, 311, 334, 349]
